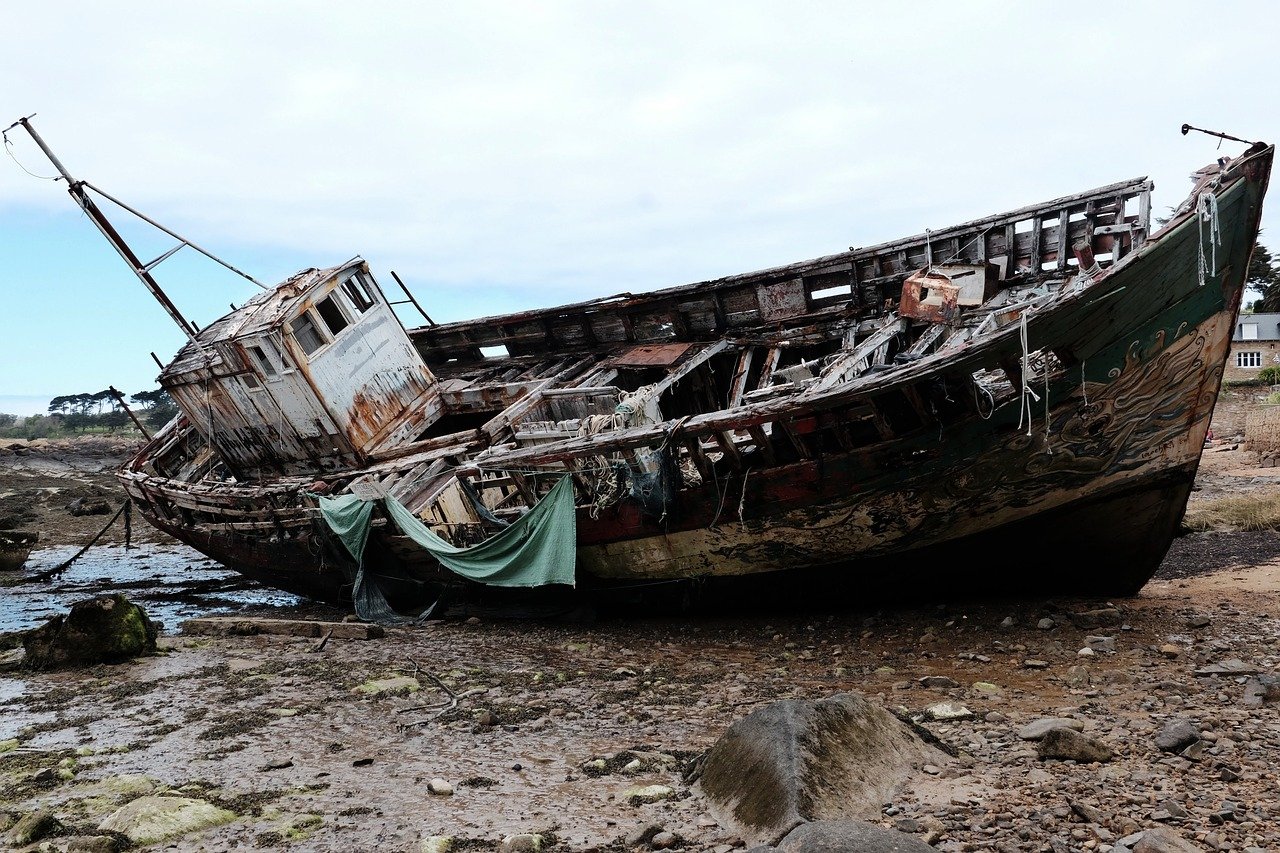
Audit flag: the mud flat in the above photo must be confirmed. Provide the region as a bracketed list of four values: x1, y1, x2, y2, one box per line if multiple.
[2, 437, 1279, 850]
[1, 557, 1279, 851]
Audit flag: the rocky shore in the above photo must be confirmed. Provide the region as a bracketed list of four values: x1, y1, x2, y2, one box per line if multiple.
[1, 435, 1279, 851]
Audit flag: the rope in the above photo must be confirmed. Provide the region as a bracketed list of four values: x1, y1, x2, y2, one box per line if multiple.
[972, 381, 995, 420]
[1043, 358, 1052, 454]
[1197, 191, 1221, 287]
[28, 499, 133, 583]
[1017, 311, 1040, 436]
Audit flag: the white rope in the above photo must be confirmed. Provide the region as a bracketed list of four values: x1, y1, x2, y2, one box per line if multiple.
[1043, 358, 1052, 454]
[1197, 191, 1221, 287]
[1080, 359, 1088, 408]
[1017, 311, 1040, 436]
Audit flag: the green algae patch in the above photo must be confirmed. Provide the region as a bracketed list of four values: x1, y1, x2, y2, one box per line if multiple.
[0, 738, 18, 754]
[98, 794, 237, 844]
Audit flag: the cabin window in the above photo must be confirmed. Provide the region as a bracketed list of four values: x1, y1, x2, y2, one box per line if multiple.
[1241, 322, 1260, 340]
[1237, 351, 1262, 368]
[292, 311, 328, 355]
[343, 272, 377, 313]
[243, 373, 261, 390]
[248, 345, 278, 377]
[315, 294, 350, 337]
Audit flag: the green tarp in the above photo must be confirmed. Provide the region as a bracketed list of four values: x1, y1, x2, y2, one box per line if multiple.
[318, 475, 578, 589]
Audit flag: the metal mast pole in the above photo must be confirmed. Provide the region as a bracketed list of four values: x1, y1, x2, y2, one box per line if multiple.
[10, 116, 208, 353]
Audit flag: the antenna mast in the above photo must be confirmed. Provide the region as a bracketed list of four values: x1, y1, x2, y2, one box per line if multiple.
[7, 115, 209, 352]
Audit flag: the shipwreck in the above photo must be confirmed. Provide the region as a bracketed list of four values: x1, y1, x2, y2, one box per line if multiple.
[9, 116, 1274, 619]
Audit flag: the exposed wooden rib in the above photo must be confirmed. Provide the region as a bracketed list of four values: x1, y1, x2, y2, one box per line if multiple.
[727, 347, 756, 408]
[812, 316, 907, 391]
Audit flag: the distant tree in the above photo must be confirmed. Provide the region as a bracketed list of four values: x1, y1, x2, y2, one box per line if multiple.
[63, 411, 91, 433]
[92, 389, 117, 414]
[1249, 240, 1280, 312]
[47, 395, 75, 415]
[100, 410, 129, 431]
[138, 389, 179, 429]
[0, 413, 15, 428]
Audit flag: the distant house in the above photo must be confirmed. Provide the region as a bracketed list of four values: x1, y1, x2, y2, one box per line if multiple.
[1225, 312, 1280, 382]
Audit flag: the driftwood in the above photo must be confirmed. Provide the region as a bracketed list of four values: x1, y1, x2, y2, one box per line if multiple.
[180, 617, 385, 640]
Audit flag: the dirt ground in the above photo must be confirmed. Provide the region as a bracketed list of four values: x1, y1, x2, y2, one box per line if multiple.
[2, 435, 1279, 851]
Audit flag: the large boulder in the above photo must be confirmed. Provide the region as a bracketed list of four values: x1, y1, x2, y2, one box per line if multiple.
[694, 693, 951, 845]
[98, 795, 236, 845]
[777, 820, 936, 852]
[23, 594, 158, 670]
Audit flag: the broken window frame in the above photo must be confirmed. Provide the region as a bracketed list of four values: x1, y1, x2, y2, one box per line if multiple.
[315, 293, 352, 338]
[291, 310, 329, 356]
[342, 271, 378, 314]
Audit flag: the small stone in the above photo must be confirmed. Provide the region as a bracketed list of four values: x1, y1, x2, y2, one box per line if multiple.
[1037, 618, 1056, 630]
[625, 823, 663, 846]
[625, 784, 674, 805]
[1154, 719, 1199, 753]
[475, 709, 496, 727]
[918, 675, 959, 689]
[427, 778, 454, 796]
[466, 616, 481, 624]
[1036, 727, 1113, 763]
[1019, 718, 1085, 740]
[1159, 644, 1182, 659]
[1085, 635, 1116, 653]
[924, 701, 973, 720]
[420, 837, 453, 853]
[1023, 659, 1050, 669]
[1185, 613, 1211, 629]
[1077, 647, 1096, 657]
[1000, 616, 1016, 629]
[651, 831, 678, 849]
[971, 681, 1002, 695]
[499, 833, 543, 853]
[1133, 826, 1203, 852]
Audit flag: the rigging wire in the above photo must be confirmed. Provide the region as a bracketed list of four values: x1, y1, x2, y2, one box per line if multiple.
[2, 129, 59, 180]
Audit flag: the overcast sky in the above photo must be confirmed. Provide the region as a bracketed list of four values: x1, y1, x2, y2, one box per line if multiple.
[3, 1, 1278, 416]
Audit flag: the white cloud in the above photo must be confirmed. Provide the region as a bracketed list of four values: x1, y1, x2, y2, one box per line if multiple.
[2, 0, 1279, 397]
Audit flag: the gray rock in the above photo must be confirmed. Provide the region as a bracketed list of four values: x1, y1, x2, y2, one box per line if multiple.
[1036, 727, 1113, 762]
[1018, 717, 1085, 740]
[1037, 618, 1056, 630]
[6, 808, 61, 846]
[776, 820, 936, 852]
[22, 594, 158, 670]
[499, 834, 544, 853]
[695, 693, 949, 845]
[1241, 675, 1280, 706]
[98, 796, 236, 845]
[67, 497, 111, 516]
[917, 675, 958, 689]
[1154, 719, 1199, 753]
[1085, 635, 1116, 653]
[651, 831, 679, 849]
[1069, 608, 1122, 629]
[625, 824, 663, 846]
[1132, 826, 1205, 852]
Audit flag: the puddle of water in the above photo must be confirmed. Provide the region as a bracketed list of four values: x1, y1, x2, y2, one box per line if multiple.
[0, 543, 301, 634]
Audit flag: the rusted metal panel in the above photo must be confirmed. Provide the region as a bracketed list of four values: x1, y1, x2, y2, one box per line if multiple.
[899, 264, 996, 323]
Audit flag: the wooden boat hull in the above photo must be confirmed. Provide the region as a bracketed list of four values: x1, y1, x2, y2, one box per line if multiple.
[116, 143, 1273, 613]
